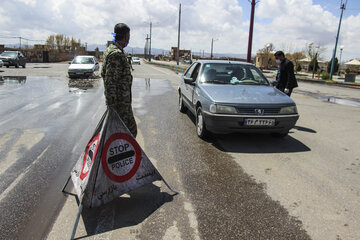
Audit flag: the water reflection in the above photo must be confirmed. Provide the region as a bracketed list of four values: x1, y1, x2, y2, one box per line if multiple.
[296, 89, 360, 108]
[145, 78, 151, 90]
[0, 76, 27, 85]
[68, 78, 101, 93]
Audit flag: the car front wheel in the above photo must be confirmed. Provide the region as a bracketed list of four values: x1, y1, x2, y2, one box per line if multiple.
[178, 93, 187, 113]
[196, 107, 209, 139]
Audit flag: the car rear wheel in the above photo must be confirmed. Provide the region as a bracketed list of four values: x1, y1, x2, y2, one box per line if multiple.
[196, 107, 209, 139]
[178, 93, 187, 113]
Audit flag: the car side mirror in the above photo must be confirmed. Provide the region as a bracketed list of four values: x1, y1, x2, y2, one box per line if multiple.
[184, 76, 195, 85]
[95, 62, 99, 65]
[68, 62, 71, 64]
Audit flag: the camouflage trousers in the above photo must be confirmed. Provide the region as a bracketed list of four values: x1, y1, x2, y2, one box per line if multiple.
[111, 105, 137, 138]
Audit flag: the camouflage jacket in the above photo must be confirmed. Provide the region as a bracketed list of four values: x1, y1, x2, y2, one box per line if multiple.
[101, 42, 137, 137]
[101, 42, 133, 107]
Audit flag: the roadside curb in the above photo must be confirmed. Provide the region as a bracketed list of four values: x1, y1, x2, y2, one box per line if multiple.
[297, 77, 360, 89]
[145, 60, 188, 74]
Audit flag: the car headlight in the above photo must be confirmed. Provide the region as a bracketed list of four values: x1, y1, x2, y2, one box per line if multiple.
[210, 104, 237, 114]
[279, 106, 297, 114]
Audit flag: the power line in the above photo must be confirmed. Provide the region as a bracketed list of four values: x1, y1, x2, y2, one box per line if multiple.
[0, 35, 45, 42]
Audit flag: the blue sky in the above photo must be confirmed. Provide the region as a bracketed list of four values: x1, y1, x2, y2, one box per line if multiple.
[0, 0, 359, 61]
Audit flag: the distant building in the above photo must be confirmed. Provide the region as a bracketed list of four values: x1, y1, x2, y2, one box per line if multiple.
[171, 47, 191, 61]
[298, 57, 327, 72]
[344, 59, 360, 73]
[255, 52, 276, 69]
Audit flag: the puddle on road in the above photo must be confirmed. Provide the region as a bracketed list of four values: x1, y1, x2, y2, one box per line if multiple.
[296, 89, 360, 108]
[0, 75, 103, 96]
[0, 76, 27, 85]
[132, 78, 172, 116]
[68, 77, 101, 94]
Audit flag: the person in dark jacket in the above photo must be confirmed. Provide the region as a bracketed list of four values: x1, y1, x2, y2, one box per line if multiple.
[274, 51, 298, 96]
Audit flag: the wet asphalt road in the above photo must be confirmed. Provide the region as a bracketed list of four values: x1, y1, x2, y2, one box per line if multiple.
[0, 74, 107, 239]
[1, 62, 360, 240]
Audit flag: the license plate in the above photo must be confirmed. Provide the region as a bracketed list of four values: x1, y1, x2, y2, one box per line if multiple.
[244, 119, 275, 126]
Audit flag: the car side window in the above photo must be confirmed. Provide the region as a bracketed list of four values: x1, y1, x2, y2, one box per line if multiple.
[184, 63, 197, 78]
[190, 63, 201, 81]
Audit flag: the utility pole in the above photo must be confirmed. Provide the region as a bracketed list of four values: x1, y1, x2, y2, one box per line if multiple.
[211, 38, 214, 59]
[177, 3, 181, 65]
[210, 38, 218, 59]
[149, 22, 152, 62]
[19, 37, 22, 49]
[330, 1, 346, 80]
[247, 0, 258, 63]
[145, 34, 150, 60]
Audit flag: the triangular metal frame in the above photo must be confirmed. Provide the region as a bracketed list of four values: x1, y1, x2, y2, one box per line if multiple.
[62, 174, 178, 240]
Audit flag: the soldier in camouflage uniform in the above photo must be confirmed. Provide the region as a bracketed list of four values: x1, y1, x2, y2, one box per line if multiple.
[101, 23, 137, 137]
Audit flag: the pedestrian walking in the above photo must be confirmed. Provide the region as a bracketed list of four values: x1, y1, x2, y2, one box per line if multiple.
[101, 23, 137, 137]
[274, 51, 298, 96]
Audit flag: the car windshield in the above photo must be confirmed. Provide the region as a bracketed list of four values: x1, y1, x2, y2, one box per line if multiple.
[132, 57, 139, 60]
[1, 52, 17, 57]
[72, 57, 94, 64]
[199, 63, 269, 85]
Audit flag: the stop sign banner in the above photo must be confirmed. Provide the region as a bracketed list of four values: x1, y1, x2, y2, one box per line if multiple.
[71, 108, 162, 208]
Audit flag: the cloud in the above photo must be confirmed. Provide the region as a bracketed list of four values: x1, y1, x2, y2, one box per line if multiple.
[255, 0, 360, 61]
[0, 0, 359, 60]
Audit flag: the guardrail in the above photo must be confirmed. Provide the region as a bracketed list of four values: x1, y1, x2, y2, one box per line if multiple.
[146, 60, 188, 74]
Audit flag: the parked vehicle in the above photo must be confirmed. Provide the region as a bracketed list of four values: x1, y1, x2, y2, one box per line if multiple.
[178, 60, 299, 139]
[0, 59, 3, 68]
[68, 55, 100, 78]
[0, 51, 26, 68]
[132, 57, 141, 65]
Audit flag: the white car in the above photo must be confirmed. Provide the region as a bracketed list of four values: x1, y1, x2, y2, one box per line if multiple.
[68, 55, 99, 78]
[132, 57, 141, 65]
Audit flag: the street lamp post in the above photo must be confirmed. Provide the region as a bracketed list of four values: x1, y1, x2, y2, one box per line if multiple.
[338, 45, 344, 75]
[330, 1, 346, 80]
[176, 3, 181, 65]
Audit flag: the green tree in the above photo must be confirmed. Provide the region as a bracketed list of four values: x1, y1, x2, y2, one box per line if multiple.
[297, 64, 302, 72]
[45, 34, 82, 52]
[309, 58, 319, 72]
[327, 58, 339, 74]
[45, 35, 56, 50]
[287, 51, 306, 73]
[55, 34, 64, 52]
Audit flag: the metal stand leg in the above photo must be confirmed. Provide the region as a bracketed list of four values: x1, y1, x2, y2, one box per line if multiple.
[62, 176, 71, 194]
[70, 203, 83, 240]
[162, 178, 179, 195]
